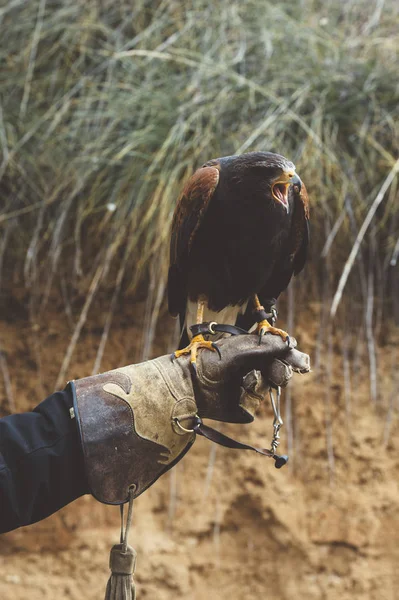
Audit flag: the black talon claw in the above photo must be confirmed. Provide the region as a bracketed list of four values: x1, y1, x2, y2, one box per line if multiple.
[212, 342, 222, 360]
[258, 331, 263, 346]
[170, 353, 176, 362]
[191, 362, 198, 376]
[286, 335, 291, 348]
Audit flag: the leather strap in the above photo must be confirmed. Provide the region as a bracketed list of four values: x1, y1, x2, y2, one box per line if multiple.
[189, 303, 278, 338]
[192, 417, 288, 468]
[190, 322, 249, 338]
[259, 297, 277, 313]
[253, 301, 278, 325]
[253, 309, 274, 323]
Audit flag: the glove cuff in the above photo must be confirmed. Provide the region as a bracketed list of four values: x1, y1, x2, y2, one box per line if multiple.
[70, 358, 197, 505]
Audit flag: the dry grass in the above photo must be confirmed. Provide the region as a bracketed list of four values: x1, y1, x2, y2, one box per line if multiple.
[0, 0, 398, 389]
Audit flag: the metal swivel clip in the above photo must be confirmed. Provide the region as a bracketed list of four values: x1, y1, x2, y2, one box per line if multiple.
[269, 386, 288, 469]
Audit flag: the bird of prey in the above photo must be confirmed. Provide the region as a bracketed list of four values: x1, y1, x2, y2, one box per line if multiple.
[168, 151, 310, 369]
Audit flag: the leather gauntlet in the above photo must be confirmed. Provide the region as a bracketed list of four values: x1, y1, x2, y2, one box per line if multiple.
[70, 334, 309, 505]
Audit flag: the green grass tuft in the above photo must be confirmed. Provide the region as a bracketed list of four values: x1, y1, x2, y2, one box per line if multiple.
[0, 0, 398, 374]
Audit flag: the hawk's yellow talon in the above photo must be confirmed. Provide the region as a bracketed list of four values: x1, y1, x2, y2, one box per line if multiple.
[173, 334, 219, 374]
[256, 319, 289, 342]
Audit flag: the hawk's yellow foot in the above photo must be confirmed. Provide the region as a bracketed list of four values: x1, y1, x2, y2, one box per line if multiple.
[172, 334, 221, 374]
[256, 320, 290, 346]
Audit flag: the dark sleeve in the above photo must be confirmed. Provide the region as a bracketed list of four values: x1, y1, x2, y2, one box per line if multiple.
[0, 388, 89, 534]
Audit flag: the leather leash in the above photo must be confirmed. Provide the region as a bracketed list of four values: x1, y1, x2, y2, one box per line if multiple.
[175, 415, 288, 469]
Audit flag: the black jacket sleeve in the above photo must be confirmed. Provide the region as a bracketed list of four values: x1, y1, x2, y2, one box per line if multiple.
[0, 388, 89, 534]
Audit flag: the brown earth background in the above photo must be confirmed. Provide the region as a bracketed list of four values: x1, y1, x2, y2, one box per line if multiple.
[0, 295, 398, 600]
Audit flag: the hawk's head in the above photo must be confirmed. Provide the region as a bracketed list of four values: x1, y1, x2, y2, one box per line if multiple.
[226, 151, 302, 213]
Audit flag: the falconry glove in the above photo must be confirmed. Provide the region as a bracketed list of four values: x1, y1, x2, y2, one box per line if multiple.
[69, 334, 309, 505]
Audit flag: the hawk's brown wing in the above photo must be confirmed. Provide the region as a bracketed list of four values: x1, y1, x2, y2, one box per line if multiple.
[168, 164, 220, 317]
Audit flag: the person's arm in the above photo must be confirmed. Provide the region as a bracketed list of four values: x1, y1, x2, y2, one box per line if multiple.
[0, 389, 88, 534]
[0, 334, 310, 533]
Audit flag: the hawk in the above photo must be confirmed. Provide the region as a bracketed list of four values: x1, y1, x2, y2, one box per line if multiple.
[168, 151, 310, 368]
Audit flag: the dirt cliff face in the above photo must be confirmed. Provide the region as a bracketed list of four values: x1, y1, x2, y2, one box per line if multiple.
[0, 299, 398, 600]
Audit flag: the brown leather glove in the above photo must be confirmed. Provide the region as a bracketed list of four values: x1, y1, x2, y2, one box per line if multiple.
[70, 334, 309, 505]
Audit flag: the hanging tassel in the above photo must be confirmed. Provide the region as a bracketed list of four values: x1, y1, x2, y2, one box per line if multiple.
[105, 487, 137, 600]
[104, 543, 137, 600]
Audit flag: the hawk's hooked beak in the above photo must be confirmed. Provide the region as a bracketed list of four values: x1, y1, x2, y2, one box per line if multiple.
[272, 172, 302, 213]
